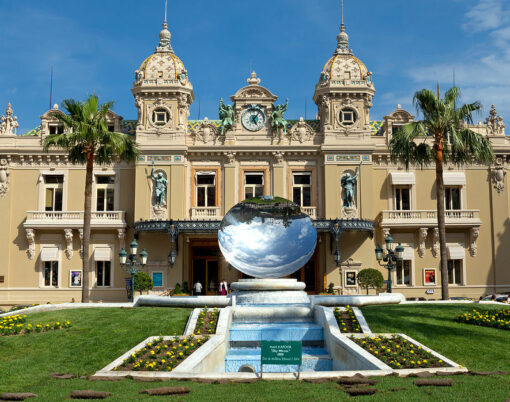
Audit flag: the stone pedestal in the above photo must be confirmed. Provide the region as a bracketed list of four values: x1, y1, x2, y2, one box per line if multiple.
[229, 278, 310, 305]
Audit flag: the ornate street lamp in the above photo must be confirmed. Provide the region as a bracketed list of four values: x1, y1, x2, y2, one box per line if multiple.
[119, 241, 148, 302]
[375, 235, 404, 293]
[334, 248, 342, 267]
[167, 250, 177, 267]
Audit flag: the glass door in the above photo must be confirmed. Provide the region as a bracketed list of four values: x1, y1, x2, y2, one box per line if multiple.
[192, 257, 220, 295]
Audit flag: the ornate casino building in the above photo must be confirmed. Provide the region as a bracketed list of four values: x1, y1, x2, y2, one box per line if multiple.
[0, 12, 509, 305]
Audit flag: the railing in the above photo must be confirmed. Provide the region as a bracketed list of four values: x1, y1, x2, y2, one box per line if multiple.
[302, 207, 317, 219]
[381, 209, 480, 226]
[26, 211, 125, 222]
[190, 207, 221, 220]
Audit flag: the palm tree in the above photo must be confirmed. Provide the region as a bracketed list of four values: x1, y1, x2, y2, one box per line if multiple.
[43, 95, 138, 303]
[390, 86, 494, 300]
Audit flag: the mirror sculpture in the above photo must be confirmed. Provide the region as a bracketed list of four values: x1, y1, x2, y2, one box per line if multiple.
[218, 197, 317, 278]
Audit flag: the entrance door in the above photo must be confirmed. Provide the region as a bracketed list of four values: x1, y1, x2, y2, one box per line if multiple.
[289, 256, 317, 293]
[192, 257, 220, 295]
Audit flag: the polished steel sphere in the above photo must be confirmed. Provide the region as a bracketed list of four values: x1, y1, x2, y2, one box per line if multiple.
[218, 197, 317, 278]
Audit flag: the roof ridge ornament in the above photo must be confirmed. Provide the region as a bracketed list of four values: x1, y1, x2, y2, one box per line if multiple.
[247, 71, 261, 85]
[334, 0, 352, 55]
[156, 0, 173, 52]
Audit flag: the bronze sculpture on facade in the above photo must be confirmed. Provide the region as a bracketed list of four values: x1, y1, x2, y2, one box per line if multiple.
[271, 99, 289, 136]
[341, 161, 362, 208]
[219, 98, 235, 135]
[151, 161, 168, 208]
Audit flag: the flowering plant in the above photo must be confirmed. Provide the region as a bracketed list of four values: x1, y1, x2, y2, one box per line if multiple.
[456, 309, 510, 331]
[334, 306, 362, 333]
[0, 315, 71, 336]
[194, 307, 219, 335]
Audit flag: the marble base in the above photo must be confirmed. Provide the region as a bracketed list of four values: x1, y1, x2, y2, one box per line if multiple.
[230, 278, 310, 305]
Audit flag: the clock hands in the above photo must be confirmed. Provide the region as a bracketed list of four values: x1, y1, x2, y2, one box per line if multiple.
[250, 114, 258, 124]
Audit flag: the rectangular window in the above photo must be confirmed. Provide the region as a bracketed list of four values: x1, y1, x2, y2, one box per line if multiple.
[396, 260, 411, 285]
[395, 186, 411, 210]
[44, 261, 58, 287]
[196, 173, 216, 207]
[107, 124, 115, 132]
[292, 172, 312, 207]
[48, 124, 64, 134]
[244, 172, 264, 199]
[445, 187, 461, 210]
[44, 175, 63, 211]
[96, 261, 111, 287]
[152, 272, 163, 287]
[96, 175, 115, 211]
[447, 259, 462, 285]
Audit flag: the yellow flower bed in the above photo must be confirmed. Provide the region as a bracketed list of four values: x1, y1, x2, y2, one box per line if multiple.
[0, 314, 71, 336]
[116, 335, 208, 372]
[350, 335, 450, 369]
[194, 306, 219, 335]
[334, 306, 362, 333]
[456, 309, 510, 331]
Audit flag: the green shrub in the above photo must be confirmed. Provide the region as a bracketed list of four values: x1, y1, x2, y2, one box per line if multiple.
[134, 271, 153, 294]
[357, 268, 384, 295]
[174, 283, 182, 294]
[327, 283, 335, 294]
[182, 281, 189, 294]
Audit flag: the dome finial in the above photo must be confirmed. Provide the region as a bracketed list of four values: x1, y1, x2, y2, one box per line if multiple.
[156, 0, 173, 52]
[335, 0, 351, 55]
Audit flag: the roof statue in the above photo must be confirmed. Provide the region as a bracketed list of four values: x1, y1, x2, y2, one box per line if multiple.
[0, 103, 19, 136]
[485, 104, 505, 136]
[271, 98, 289, 139]
[218, 98, 235, 135]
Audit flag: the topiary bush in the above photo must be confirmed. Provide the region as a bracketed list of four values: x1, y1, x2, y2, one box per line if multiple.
[327, 282, 335, 294]
[182, 281, 189, 294]
[174, 283, 182, 294]
[134, 271, 153, 295]
[357, 268, 384, 295]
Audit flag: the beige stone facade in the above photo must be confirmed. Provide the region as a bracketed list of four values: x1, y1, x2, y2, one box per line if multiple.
[1, 18, 509, 306]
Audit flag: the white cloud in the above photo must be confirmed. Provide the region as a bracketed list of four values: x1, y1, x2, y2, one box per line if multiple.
[407, 0, 510, 120]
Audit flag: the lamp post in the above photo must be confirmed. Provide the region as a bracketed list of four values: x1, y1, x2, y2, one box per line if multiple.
[119, 238, 148, 302]
[375, 235, 404, 293]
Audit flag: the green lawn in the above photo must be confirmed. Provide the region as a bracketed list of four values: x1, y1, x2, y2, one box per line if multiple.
[0, 304, 509, 401]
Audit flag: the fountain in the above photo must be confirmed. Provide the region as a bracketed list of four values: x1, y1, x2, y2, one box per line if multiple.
[219, 197, 333, 372]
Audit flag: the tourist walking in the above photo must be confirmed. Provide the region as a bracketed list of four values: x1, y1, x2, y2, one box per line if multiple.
[193, 280, 203, 296]
[220, 279, 228, 296]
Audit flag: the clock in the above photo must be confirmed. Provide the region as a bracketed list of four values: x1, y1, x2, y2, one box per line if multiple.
[241, 105, 266, 131]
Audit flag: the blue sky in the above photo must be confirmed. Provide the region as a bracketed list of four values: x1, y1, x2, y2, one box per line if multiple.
[1, 0, 509, 133]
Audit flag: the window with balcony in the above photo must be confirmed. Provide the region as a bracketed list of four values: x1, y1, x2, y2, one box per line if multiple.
[196, 173, 216, 207]
[447, 259, 462, 285]
[396, 260, 411, 285]
[445, 187, 461, 210]
[44, 175, 63, 211]
[96, 261, 111, 287]
[394, 186, 411, 210]
[43, 261, 59, 287]
[292, 172, 312, 207]
[244, 172, 264, 199]
[96, 175, 115, 211]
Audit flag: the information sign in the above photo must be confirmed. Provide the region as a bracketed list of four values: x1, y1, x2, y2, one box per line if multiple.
[261, 341, 302, 365]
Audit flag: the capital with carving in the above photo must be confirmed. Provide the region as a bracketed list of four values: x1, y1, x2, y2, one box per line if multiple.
[492, 158, 506, 193]
[273, 151, 285, 165]
[26, 229, 35, 260]
[432, 228, 439, 258]
[0, 159, 10, 198]
[418, 228, 428, 258]
[224, 151, 236, 166]
[64, 229, 73, 260]
[470, 227, 480, 257]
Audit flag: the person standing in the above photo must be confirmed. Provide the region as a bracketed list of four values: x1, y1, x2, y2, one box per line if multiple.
[193, 280, 203, 296]
[220, 279, 228, 296]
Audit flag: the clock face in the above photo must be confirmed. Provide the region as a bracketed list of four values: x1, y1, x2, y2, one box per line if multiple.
[241, 107, 266, 131]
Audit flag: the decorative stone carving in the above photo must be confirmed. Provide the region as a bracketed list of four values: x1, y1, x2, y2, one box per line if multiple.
[64, 229, 73, 260]
[0, 103, 18, 136]
[224, 151, 236, 165]
[0, 159, 10, 197]
[26, 229, 35, 260]
[418, 228, 428, 258]
[289, 117, 314, 143]
[178, 93, 191, 130]
[273, 151, 285, 165]
[192, 117, 219, 144]
[78, 229, 83, 258]
[470, 227, 480, 257]
[341, 207, 359, 219]
[117, 228, 126, 250]
[432, 228, 439, 258]
[318, 95, 330, 126]
[147, 99, 173, 131]
[492, 157, 506, 193]
[485, 105, 505, 135]
[382, 228, 390, 239]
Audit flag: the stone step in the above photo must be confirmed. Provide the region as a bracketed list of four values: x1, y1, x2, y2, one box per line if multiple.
[225, 347, 333, 373]
[228, 322, 324, 342]
[232, 306, 314, 322]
